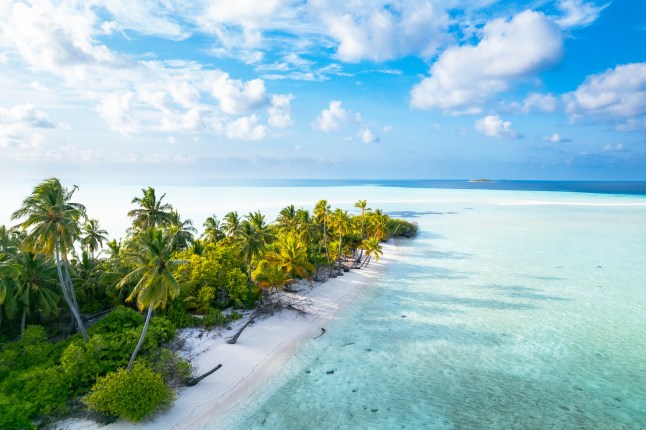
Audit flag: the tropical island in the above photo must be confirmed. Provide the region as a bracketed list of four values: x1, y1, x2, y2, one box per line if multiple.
[0, 178, 417, 429]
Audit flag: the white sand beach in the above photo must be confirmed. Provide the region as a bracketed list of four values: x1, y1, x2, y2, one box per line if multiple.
[56, 243, 397, 430]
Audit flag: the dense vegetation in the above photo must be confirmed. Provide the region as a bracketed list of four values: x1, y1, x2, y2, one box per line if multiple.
[0, 179, 417, 428]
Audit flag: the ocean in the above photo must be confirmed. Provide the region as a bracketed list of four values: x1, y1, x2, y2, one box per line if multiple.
[2, 180, 645, 429]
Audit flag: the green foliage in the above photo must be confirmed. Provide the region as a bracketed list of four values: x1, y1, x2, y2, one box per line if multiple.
[2, 365, 72, 417]
[147, 348, 193, 388]
[202, 308, 228, 328]
[0, 393, 33, 430]
[89, 306, 143, 334]
[225, 268, 249, 307]
[0, 325, 55, 379]
[158, 298, 200, 328]
[387, 218, 418, 238]
[83, 362, 175, 422]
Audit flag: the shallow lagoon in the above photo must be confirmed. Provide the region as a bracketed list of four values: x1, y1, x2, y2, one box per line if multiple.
[209, 190, 646, 429]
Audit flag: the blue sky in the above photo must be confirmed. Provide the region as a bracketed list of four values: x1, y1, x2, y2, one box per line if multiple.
[0, 0, 644, 182]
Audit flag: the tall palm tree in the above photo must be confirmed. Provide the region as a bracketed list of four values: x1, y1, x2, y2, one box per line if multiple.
[235, 220, 265, 284]
[314, 200, 331, 266]
[168, 211, 197, 251]
[127, 187, 173, 231]
[81, 219, 108, 259]
[11, 178, 89, 341]
[360, 237, 383, 267]
[354, 200, 370, 239]
[329, 209, 351, 272]
[116, 228, 184, 370]
[296, 209, 319, 275]
[203, 215, 224, 243]
[222, 211, 241, 238]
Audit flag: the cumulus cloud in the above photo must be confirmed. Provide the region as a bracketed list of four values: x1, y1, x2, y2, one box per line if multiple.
[226, 114, 268, 140]
[523, 93, 559, 113]
[268, 94, 293, 129]
[556, 0, 609, 29]
[563, 63, 646, 131]
[358, 127, 379, 144]
[211, 74, 269, 115]
[313, 100, 349, 132]
[410, 10, 563, 112]
[475, 115, 518, 138]
[311, 0, 450, 62]
[0, 103, 61, 149]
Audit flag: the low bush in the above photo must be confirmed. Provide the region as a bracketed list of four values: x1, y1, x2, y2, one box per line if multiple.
[83, 362, 174, 422]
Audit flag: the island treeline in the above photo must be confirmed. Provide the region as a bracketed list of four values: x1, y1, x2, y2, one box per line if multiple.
[0, 178, 417, 428]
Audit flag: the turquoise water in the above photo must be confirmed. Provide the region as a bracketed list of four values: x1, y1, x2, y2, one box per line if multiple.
[211, 190, 646, 430]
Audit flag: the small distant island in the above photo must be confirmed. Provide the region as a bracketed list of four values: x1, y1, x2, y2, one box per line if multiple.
[469, 179, 494, 183]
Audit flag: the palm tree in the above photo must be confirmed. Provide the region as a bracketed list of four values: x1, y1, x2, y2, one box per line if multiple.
[222, 211, 241, 238]
[252, 261, 292, 295]
[265, 234, 315, 282]
[329, 209, 351, 272]
[81, 219, 108, 259]
[128, 187, 173, 231]
[235, 220, 265, 284]
[276, 205, 298, 234]
[0, 260, 20, 330]
[11, 178, 89, 341]
[369, 209, 389, 241]
[15, 251, 59, 334]
[314, 200, 331, 266]
[296, 209, 319, 276]
[360, 237, 383, 267]
[355, 200, 370, 239]
[116, 228, 184, 370]
[168, 211, 197, 251]
[203, 215, 224, 243]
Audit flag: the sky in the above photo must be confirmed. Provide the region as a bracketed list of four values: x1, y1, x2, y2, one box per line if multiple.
[0, 0, 644, 182]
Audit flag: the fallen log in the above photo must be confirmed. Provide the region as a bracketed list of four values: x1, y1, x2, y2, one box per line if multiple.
[186, 364, 222, 387]
[227, 314, 256, 344]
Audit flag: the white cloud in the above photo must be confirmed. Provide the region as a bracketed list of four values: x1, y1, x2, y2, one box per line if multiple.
[410, 10, 562, 112]
[95, 92, 139, 135]
[0, 103, 61, 149]
[523, 93, 559, 113]
[563, 63, 646, 131]
[358, 127, 378, 144]
[211, 74, 269, 115]
[383, 125, 393, 132]
[226, 114, 268, 140]
[313, 100, 349, 132]
[268, 94, 293, 129]
[556, 0, 609, 29]
[475, 115, 518, 138]
[603, 143, 625, 152]
[543, 133, 570, 143]
[312, 0, 450, 62]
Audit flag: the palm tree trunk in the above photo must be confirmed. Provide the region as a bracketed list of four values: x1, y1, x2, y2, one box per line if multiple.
[128, 304, 153, 371]
[337, 233, 343, 272]
[323, 217, 331, 266]
[63, 258, 80, 326]
[21, 308, 27, 334]
[55, 241, 89, 342]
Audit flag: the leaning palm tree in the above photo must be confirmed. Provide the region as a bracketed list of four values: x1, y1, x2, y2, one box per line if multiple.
[128, 187, 173, 231]
[116, 228, 184, 370]
[360, 237, 383, 267]
[11, 178, 89, 341]
[81, 219, 109, 259]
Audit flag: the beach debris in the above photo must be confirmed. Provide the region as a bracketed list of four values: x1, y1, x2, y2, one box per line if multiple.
[326, 370, 335, 374]
[341, 342, 355, 347]
[313, 328, 327, 339]
[226, 315, 256, 344]
[186, 364, 222, 387]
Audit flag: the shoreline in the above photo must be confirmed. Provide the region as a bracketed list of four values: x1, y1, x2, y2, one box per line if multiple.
[56, 242, 398, 430]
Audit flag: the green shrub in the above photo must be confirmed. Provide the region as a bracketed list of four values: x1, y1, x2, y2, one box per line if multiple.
[89, 306, 143, 335]
[0, 393, 33, 430]
[202, 308, 227, 328]
[83, 363, 174, 422]
[148, 348, 193, 388]
[1, 365, 72, 418]
[0, 326, 55, 380]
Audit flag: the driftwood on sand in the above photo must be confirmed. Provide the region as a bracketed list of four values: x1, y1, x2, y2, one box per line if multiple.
[186, 364, 223, 387]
